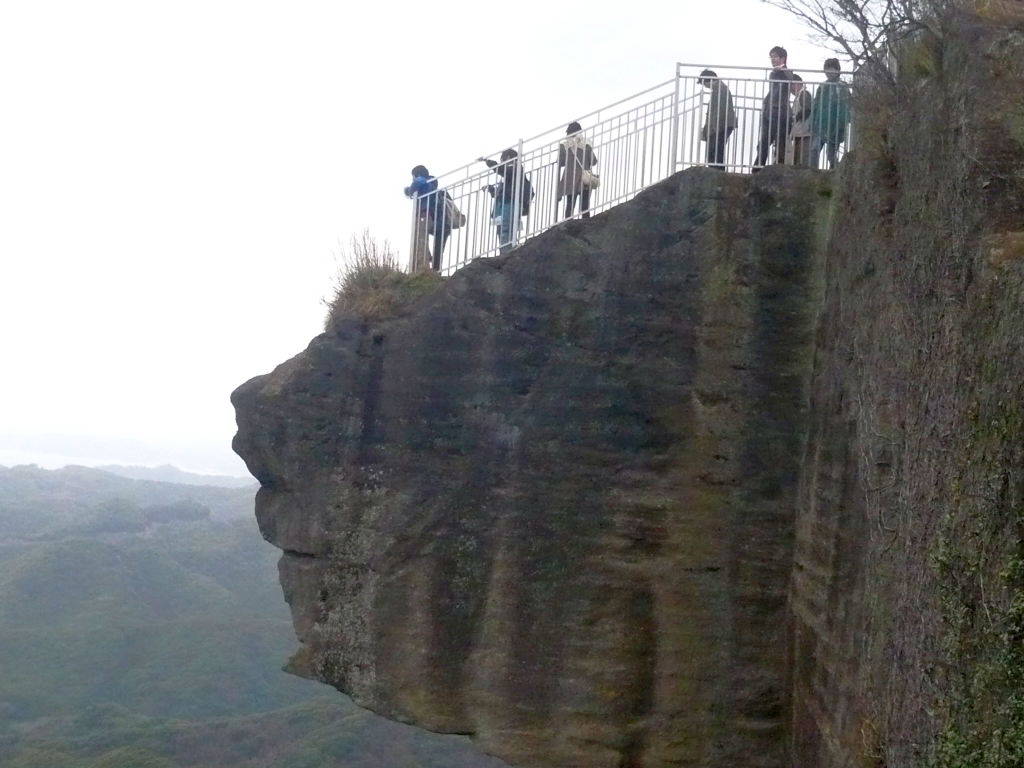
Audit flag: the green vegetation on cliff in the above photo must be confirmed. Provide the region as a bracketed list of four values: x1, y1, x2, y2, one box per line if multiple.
[932, 394, 1024, 768]
[323, 230, 442, 330]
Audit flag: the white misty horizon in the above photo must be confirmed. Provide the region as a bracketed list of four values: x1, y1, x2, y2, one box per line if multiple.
[0, 432, 251, 478]
[1, 2, 836, 473]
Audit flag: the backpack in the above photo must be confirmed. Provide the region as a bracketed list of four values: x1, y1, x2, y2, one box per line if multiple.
[443, 194, 466, 229]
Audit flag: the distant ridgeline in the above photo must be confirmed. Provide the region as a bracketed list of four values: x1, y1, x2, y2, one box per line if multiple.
[96, 463, 257, 488]
[0, 464, 256, 532]
[0, 464, 505, 768]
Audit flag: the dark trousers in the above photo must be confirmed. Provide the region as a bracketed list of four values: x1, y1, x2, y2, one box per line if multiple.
[706, 127, 734, 170]
[756, 112, 789, 167]
[431, 225, 450, 272]
[565, 187, 592, 219]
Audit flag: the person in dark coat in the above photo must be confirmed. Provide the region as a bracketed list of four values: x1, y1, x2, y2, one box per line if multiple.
[480, 150, 532, 254]
[698, 70, 737, 170]
[404, 165, 451, 270]
[557, 122, 599, 218]
[754, 46, 793, 169]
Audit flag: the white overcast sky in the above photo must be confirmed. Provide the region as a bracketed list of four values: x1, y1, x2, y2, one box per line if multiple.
[0, 1, 834, 475]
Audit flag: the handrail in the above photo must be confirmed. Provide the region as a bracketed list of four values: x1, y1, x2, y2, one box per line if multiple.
[434, 77, 679, 185]
[409, 65, 854, 274]
[436, 63, 847, 183]
[519, 77, 678, 146]
[678, 61, 847, 76]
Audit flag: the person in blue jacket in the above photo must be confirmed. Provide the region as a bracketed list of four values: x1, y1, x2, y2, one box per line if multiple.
[404, 165, 451, 271]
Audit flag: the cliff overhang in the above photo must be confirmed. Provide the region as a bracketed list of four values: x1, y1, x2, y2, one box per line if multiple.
[233, 167, 832, 768]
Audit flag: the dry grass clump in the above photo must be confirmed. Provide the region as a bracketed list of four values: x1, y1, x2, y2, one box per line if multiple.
[323, 230, 442, 331]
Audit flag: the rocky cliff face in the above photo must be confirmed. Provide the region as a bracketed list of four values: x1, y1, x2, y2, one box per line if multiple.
[786, 20, 1024, 767]
[232, 168, 831, 768]
[232, 18, 1024, 767]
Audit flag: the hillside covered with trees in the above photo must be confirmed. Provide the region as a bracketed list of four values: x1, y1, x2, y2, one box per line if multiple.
[0, 464, 502, 767]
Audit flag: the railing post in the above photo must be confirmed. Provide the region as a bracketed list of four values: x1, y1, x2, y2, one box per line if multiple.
[511, 137, 524, 250]
[407, 191, 418, 272]
[669, 63, 681, 175]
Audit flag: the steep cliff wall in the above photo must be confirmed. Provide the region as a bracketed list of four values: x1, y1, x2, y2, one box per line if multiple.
[788, 17, 1024, 767]
[232, 168, 832, 768]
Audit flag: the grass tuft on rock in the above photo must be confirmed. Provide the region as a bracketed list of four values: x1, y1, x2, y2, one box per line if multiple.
[323, 230, 442, 331]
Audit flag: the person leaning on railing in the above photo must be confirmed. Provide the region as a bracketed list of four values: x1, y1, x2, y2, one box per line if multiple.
[754, 46, 793, 170]
[479, 150, 533, 255]
[810, 58, 852, 170]
[557, 122, 599, 219]
[404, 165, 454, 271]
[698, 70, 737, 171]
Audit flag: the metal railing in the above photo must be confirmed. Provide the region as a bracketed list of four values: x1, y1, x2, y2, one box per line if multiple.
[408, 63, 854, 275]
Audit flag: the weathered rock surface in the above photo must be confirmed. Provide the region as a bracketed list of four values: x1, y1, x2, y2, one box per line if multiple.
[786, 21, 1024, 767]
[232, 167, 832, 768]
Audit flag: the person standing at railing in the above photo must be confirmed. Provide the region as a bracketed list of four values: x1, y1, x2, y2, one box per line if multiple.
[404, 165, 453, 271]
[787, 75, 814, 167]
[557, 122, 599, 219]
[480, 150, 533, 255]
[754, 46, 793, 170]
[698, 70, 737, 171]
[810, 59, 852, 170]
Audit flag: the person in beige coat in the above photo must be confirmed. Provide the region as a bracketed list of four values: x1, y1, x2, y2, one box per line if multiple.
[699, 69, 737, 170]
[787, 74, 814, 167]
[556, 122, 598, 220]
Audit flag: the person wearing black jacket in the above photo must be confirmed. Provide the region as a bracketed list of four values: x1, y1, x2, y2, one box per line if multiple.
[479, 149, 532, 255]
[754, 46, 793, 169]
[698, 70, 737, 170]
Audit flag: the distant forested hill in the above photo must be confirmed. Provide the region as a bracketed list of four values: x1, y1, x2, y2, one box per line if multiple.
[96, 464, 256, 488]
[0, 464, 255, 529]
[0, 465, 502, 767]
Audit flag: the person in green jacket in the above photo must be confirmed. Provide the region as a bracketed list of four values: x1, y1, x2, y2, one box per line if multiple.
[810, 59, 852, 169]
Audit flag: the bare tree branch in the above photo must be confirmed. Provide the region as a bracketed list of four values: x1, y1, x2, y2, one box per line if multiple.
[762, 0, 923, 84]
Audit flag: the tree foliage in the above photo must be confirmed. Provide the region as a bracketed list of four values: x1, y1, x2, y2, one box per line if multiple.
[0, 465, 502, 767]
